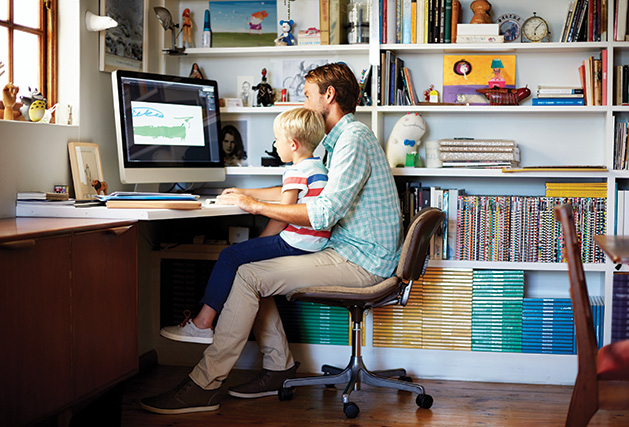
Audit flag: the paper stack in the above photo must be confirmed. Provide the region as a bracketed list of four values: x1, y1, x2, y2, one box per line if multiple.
[438, 139, 519, 168]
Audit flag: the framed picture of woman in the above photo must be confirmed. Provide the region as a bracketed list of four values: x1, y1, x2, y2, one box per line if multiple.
[221, 120, 249, 166]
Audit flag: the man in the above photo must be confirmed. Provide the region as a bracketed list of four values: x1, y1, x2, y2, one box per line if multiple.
[140, 62, 402, 414]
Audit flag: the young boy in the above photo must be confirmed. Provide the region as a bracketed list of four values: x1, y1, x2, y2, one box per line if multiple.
[160, 107, 328, 344]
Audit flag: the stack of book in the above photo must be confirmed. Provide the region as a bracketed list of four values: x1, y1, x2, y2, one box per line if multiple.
[532, 85, 585, 106]
[97, 192, 202, 209]
[380, 0, 461, 44]
[471, 270, 524, 353]
[438, 139, 519, 168]
[580, 52, 606, 106]
[522, 298, 575, 355]
[456, 23, 504, 44]
[275, 298, 350, 345]
[545, 182, 607, 198]
[378, 51, 419, 106]
[560, 0, 607, 42]
[590, 296, 605, 348]
[612, 273, 629, 342]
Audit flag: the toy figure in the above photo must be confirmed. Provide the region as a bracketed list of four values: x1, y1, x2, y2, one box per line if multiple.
[2, 82, 19, 120]
[248, 11, 269, 35]
[189, 63, 204, 79]
[182, 8, 192, 46]
[385, 113, 427, 168]
[19, 87, 46, 122]
[470, 0, 492, 24]
[253, 68, 273, 106]
[91, 180, 108, 196]
[275, 19, 295, 46]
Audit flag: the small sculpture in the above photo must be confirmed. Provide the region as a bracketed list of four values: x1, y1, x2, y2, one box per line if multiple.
[275, 19, 296, 46]
[470, 0, 492, 24]
[476, 86, 531, 105]
[261, 142, 284, 166]
[2, 82, 19, 120]
[19, 87, 46, 122]
[253, 68, 273, 106]
[189, 63, 204, 79]
[385, 113, 427, 168]
[91, 180, 108, 195]
[182, 8, 192, 46]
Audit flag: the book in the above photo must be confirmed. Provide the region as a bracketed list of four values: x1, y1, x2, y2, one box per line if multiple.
[106, 200, 202, 209]
[537, 86, 584, 94]
[329, 0, 349, 44]
[402, 0, 412, 43]
[532, 98, 585, 106]
[17, 191, 69, 201]
[456, 23, 499, 36]
[617, 0, 629, 41]
[560, 2, 576, 42]
[416, 0, 426, 44]
[319, 0, 330, 45]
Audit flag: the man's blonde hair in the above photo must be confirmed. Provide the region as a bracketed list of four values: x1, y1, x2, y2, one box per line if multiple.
[273, 107, 325, 153]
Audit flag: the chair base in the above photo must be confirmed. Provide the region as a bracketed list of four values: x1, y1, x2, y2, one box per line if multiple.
[281, 355, 433, 418]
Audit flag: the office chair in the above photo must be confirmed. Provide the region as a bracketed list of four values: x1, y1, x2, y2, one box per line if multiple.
[554, 204, 629, 427]
[278, 207, 446, 418]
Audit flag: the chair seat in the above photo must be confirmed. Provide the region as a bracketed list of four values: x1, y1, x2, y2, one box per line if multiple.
[598, 339, 629, 381]
[286, 277, 400, 309]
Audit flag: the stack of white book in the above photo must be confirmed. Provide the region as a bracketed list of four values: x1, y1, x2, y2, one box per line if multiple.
[456, 23, 504, 43]
[438, 139, 519, 168]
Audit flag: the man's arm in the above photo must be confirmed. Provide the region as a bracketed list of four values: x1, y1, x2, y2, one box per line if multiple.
[218, 193, 312, 227]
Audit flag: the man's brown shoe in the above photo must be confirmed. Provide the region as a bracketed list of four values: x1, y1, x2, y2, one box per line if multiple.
[228, 362, 300, 399]
[140, 378, 221, 414]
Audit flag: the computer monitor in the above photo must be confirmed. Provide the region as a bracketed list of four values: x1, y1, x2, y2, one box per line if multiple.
[112, 70, 225, 186]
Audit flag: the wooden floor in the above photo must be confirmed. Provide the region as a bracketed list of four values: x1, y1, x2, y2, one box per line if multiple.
[120, 365, 629, 426]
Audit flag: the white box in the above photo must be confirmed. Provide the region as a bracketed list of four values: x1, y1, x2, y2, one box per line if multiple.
[228, 226, 249, 244]
[457, 23, 499, 36]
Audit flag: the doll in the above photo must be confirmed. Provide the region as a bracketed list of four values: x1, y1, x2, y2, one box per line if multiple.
[182, 8, 192, 46]
[275, 19, 295, 46]
[253, 68, 273, 106]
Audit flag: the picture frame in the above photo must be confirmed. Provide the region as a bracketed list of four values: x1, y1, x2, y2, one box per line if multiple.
[68, 142, 105, 200]
[221, 120, 249, 167]
[237, 76, 255, 107]
[99, 0, 149, 73]
[209, 1, 277, 47]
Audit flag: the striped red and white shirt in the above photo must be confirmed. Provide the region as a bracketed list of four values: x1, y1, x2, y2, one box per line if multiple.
[279, 157, 331, 252]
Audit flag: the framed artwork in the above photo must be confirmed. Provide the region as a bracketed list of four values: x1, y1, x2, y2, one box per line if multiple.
[221, 120, 249, 167]
[68, 142, 105, 200]
[442, 54, 516, 105]
[276, 58, 328, 102]
[209, 1, 277, 47]
[238, 76, 255, 107]
[99, 0, 148, 72]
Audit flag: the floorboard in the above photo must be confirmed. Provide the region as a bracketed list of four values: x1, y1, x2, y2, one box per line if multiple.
[120, 365, 629, 426]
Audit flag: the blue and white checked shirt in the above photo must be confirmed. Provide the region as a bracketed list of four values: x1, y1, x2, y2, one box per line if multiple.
[307, 114, 403, 277]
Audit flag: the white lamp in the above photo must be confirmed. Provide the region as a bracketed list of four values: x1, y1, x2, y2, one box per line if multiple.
[85, 11, 118, 32]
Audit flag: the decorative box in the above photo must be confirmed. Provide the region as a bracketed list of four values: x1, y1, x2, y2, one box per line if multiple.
[298, 28, 321, 46]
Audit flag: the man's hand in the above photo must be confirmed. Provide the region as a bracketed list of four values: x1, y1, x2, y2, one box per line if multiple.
[217, 192, 260, 214]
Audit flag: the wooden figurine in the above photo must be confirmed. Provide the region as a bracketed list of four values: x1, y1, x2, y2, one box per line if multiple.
[470, 0, 492, 24]
[476, 86, 531, 106]
[2, 83, 19, 120]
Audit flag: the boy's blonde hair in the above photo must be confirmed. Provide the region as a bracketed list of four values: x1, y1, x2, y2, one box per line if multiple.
[273, 107, 325, 153]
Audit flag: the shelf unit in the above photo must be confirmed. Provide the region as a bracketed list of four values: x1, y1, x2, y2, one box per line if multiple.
[156, 0, 629, 385]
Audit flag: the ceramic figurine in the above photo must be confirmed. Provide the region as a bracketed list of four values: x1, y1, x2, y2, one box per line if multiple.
[275, 19, 296, 46]
[385, 113, 427, 168]
[19, 87, 46, 122]
[253, 68, 273, 106]
[470, 0, 492, 24]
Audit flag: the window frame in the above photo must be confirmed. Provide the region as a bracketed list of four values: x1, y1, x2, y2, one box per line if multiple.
[0, 0, 57, 111]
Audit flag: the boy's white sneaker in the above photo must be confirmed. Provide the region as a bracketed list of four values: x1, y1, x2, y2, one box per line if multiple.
[160, 315, 214, 344]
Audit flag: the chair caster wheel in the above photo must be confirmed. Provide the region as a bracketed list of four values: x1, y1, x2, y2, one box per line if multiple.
[416, 393, 433, 409]
[278, 387, 293, 401]
[344, 402, 360, 418]
[399, 375, 413, 382]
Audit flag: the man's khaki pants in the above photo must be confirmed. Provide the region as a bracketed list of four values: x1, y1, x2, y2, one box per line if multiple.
[190, 248, 383, 390]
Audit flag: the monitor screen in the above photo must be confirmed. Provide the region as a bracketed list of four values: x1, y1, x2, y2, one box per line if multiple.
[112, 70, 225, 185]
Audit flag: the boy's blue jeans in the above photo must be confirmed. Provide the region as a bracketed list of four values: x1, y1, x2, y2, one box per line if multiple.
[200, 235, 308, 315]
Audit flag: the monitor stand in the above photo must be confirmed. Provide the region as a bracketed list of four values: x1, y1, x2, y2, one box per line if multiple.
[133, 183, 161, 193]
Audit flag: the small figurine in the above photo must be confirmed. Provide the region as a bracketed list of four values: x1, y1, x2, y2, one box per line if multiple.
[261, 142, 284, 166]
[275, 19, 296, 46]
[189, 63, 204, 79]
[91, 180, 108, 196]
[19, 87, 46, 122]
[470, 0, 492, 24]
[429, 89, 440, 103]
[253, 68, 274, 106]
[385, 113, 427, 168]
[423, 84, 435, 102]
[182, 8, 192, 46]
[248, 11, 269, 35]
[2, 82, 19, 120]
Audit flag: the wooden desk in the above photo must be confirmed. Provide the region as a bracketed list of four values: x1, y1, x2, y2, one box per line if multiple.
[594, 235, 629, 264]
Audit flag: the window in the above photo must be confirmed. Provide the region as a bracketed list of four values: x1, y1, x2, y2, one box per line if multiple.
[0, 0, 57, 114]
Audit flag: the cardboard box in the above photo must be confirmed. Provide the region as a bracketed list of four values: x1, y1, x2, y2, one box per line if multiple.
[298, 28, 321, 45]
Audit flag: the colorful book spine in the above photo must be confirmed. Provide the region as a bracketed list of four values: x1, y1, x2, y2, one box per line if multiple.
[532, 98, 585, 106]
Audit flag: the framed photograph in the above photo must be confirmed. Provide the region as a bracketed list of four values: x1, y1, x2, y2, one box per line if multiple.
[238, 76, 255, 107]
[68, 142, 105, 200]
[221, 120, 249, 167]
[209, 1, 277, 47]
[99, 0, 149, 73]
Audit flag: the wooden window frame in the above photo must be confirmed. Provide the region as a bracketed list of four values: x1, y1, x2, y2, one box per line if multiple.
[0, 0, 57, 116]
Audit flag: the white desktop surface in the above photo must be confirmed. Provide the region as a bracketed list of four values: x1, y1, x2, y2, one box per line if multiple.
[16, 200, 246, 220]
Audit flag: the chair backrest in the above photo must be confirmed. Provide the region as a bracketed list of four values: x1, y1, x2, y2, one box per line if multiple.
[394, 207, 445, 305]
[554, 203, 598, 380]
